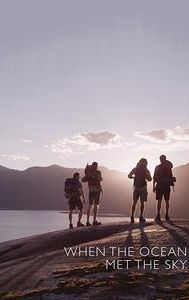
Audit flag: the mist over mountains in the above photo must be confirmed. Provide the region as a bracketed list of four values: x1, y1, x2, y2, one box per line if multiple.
[0, 163, 188, 218]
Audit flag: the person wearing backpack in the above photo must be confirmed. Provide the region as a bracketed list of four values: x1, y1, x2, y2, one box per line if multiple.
[128, 158, 152, 224]
[65, 172, 85, 229]
[153, 155, 176, 223]
[82, 162, 103, 226]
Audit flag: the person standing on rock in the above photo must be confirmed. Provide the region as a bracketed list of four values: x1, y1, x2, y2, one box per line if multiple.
[65, 172, 85, 229]
[153, 155, 176, 223]
[82, 162, 103, 226]
[128, 158, 152, 224]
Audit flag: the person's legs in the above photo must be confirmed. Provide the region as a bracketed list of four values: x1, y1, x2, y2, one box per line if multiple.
[68, 197, 76, 228]
[69, 209, 73, 228]
[93, 192, 101, 225]
[78, 209, 83, 222]
[140, 189, 147, 220]
[157, 199, 162, 215]
[164, 187, 171, 221]
[87, 204, 93, 224]
[93, 203, 98, 222]
[155, 199, 162, 222]
[69, 209, 73, 224]
[77, 197, 84, 226]
[131, 189, 138, 221]
[140, 201, 145, 218]
[86, 191, 93, 225]
[77, 209, 85, 227]
[155, 186, 163, 221]
[131, 197, 138, 223]
[165, 199, 171, 222]
[139, 196, 146, 223]
[165, 200, 169, 215]
[131, 200, 137, 218]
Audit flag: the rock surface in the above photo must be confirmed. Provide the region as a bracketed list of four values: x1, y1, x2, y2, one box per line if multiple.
[0, 220, 188, 299]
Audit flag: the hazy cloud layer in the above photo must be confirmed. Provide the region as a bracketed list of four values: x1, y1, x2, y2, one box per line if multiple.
[45, 126, 189, 160]
[0, 154, 30, 161]
[46, 131, 122, 154]
[135, 125, 189, 143]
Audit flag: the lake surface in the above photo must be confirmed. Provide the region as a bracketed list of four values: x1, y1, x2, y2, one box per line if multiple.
[0, 210, 127, 243]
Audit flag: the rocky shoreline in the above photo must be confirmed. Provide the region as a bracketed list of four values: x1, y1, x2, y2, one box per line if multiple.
[0, 220, 188, 299]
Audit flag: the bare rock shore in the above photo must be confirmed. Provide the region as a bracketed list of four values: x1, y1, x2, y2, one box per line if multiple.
[0, 220, 188, 300]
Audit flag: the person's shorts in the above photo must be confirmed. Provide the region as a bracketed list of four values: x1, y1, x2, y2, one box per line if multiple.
[156, 185, 171, 201]
[133, 188, 148, 202]
[68, 196, 83, 210]
[89, 191, 101, 205]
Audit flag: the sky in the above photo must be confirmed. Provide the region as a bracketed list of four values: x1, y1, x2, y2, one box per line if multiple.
[0, 0, 189, 173]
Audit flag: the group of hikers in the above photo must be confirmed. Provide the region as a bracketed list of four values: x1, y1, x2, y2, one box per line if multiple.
[64, 155, 176, 229]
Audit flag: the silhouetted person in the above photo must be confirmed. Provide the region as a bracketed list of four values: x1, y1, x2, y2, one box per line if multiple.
[82, 162, 103, 226]
[128, 158, 152, 224]
[65, 172, 85, 229]
[153, 155, 176, 223]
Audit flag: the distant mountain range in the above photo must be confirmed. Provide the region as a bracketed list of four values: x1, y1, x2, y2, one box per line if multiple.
[0, 163, 188, 218]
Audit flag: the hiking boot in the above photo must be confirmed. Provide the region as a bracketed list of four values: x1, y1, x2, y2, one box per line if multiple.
[77, 221, 85, 227]
[155, 215, 161, 223]
[130, 217, 134, 224]
[139, 216, 146, 223]
[93, 220, 102, 226]
[86, 221, 91, 227]
[69, 224, 73, 229]
[165, 214, 171, 223]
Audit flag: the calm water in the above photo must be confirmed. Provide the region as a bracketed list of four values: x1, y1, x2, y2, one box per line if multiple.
[0, 210, 127, 243]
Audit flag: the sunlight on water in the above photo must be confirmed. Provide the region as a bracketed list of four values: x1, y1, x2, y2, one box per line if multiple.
[0, 210, 129, 243]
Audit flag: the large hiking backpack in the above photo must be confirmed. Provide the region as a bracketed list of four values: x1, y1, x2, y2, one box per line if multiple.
[134, 167, 147, 189]
[88, 170, 102, 186]
[64, 178, 80, 198]
[157, 160, 176, 186]
[84, 164, 92, 176]
[81, 164, 92, 182]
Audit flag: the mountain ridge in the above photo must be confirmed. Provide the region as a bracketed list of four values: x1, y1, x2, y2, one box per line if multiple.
[0, 163, 188, 218]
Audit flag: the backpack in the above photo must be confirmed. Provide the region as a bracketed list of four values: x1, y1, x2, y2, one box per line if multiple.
[84, 164, 92, 176]
[88, 171, 100, 186]
[134, 166, 147, 189]
[81, 164, 92, 182]
[64, 178, 80, 197]
[81, 165, 102, 186]
[156, 160, 176, 186]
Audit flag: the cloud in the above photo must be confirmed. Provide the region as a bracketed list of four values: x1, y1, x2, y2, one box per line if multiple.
[135, 125, 189, 143]
[81, 131, 120, 145]
[19, 138, 33, 143]
[45, 131, 122, 154]
[169, 126, 189, 141]
[134, 124, 189, 154]
[0, 154, 30, 161]
[135, 129, 168, 143]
